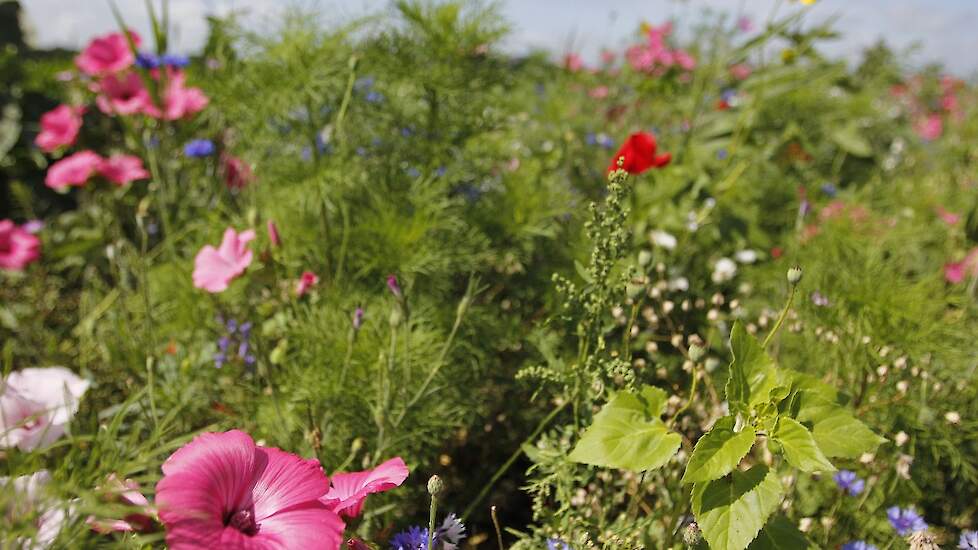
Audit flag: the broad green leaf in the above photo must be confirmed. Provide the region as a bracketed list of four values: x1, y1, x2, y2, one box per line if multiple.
[692, 465, 784, 550]
[788, 390, 839, 424]
[812, 409, 886, 459]
[682, 416, 756, 484]
[725, 322, 778, 414]
[568, 386, 681, 472]
[772, 417, 836, 473]
[831, 123, 873, 157]
[748, 515, 812, 549]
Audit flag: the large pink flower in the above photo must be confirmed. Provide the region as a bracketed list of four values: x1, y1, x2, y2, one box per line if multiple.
[35, 105, 84, 152]
[144, 71, 209, 120]
[192, 228, 256, 293]
[0, 367, 90, 451]
[320, 457, 408, 518]
[98, 154, 149, 185]
[945, 248, 978, 284]
[0, 220, 41, 271]
[94, 72, 152, 116]
[75, 31, 140, 76]
[155, 430, 344, 550]
[44, 150, 103, 189]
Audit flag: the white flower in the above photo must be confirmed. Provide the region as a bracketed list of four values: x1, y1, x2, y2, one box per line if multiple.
[945, 411, 961, 425]
[0, 471, 71, 549]
[437, 513, 467, 550]
[895, 431, 909, 447]
[649, 230, 677, 250]
[711, 258, 738, 283]
[734, 249, 758, 264]
[668, 277, 689, 291]
[0, 367, 90, 451]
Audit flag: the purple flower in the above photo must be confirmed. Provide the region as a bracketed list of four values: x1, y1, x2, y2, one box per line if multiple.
[386, 275, 402, 299]
[161, 53, 189, 68]
[353, 307, 364, 330]
[737, 16, 754, 32]
[22, 220, 44, 234]
[842, 542, 877, 550]
[547, 539, 571, 550]
[389, 526, 429, 550]
[888, 506, 927, 536]
[821, 182, 838, 197]
[799, 199, 812, 217]
[135, 52, 160, 69]
[184, 139, 215, 158]
[833, 470, 864, 496]
[960, 530, 978, 549]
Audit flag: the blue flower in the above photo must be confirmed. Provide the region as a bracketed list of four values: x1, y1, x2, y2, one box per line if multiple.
[716, 148, 729, 160]
[354, 76, 375, 92]
[390, 526, 429, 550]
[887, 506, 927, 536]
[547, 539, 571, 550]
[821, 182, 838, 197]
[161, 53, 190, 68]
[833, 470, 864, 496]
[842, 542, 877, 550]
[135, 52, 160, 69]
[365, 90, 385, 103]
[960, 530, 978, 549]
[406, 166, 421, 178]
[184, 139, 216, 158]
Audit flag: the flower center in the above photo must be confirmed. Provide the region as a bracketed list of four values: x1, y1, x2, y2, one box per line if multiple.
[227, 508, 258, 536]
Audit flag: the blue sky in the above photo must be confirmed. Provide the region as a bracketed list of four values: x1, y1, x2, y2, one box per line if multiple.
[21, 0, 978, 76]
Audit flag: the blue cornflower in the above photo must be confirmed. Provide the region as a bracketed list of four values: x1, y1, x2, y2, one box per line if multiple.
[547, 539, 571, 550]
[960, 530, 978, 549]
[184, 139, 216, 158]
[842, 542, 877, 550]
[214, 318, 255, 368]
[821, 182, 838, 197]
[365, 90, 385, 103]
[717, 148, 729, 160]
[435, 166, 447, 177]
[888, 506, 927, 536]
[161, 53, 190, 68]
[390, 526, 429, 550]
[400, 127, 415, 138]
[833, 470, 864, 496]
[135, 52, 160, 69]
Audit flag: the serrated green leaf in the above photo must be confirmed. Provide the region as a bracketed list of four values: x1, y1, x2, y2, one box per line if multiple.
[725, 322, 778, 414]
[682, 416, 756, 484]
[772, 417, 836, 473]
[811, 409, 887, 458]
[569, 385, 681, 472]
[692, 465, 784, 550]
[748, 515, 812, 549]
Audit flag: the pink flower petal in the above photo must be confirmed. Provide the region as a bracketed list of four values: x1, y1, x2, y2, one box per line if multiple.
[321, 457, 408, 518]
[251, 446, 331, 522]
[45, 151, 103, 189]
[192, 228, 255, 293]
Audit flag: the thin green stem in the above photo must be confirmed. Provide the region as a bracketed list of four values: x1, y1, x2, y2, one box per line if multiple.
[426, 492, 438, 550]
[668, 366, 700, 429]
[762, 285, 797, 349]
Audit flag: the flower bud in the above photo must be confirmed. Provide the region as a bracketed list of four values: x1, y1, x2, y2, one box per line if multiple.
[638, 250, 653, 267]
[267, 220, 282, 247]
[683, 522, 702, 546]
[688, 344, 706, 363]
[427, 475, 444, 497]
[787, 266, 803, 285]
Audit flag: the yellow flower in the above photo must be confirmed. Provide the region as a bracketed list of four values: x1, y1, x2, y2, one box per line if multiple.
[800, 0, 817, 4]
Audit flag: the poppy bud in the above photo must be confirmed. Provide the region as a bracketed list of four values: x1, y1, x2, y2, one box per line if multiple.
[427, 475, 444, 497]
[787, 266, 803, 285]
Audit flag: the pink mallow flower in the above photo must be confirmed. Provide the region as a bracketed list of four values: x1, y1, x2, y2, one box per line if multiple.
[75, 30, 141, 76]
[296, 271, 320, 297]
[155, 430, 344, 550]
[94, 72, 152, 116]
[87, 474, 154, 534]
[45, 150, 103, 189]
[144, 71, 209, 120]
[588, 86, 610, 99]
[35, 105, 85, 152]
[914, 114, 943, 141]
[0, 367, 90, 451]
[320, 457, 408, 518]
[192, 228, 255, 293]
[945, 248, 978, 284]
[563, 53, 584, 72]
[0, 219, 41, 271]
[730, 63, 752, 80]
[98, 154, 149, 185]
[673, 49, 696, 71]
[936, 206, 960, 226]
[1, 471, 71, 548]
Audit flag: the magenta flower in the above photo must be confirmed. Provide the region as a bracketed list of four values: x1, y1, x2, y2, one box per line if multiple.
[914, 114, 943, 141]
[192, 228, 256, 293]
[144, 71, 209, 120]
[0, 367, 90, 451]
[0, 219, 41, 271]
[320, 457, 408, 518]
[75, 30, 141, 76]
[45, 150, 103, 189]
[221, 153, 254, 190]
[98, 154, 150, 185]
[945, 248, 978, 284]
[266, 220, 282, 248]
[936, 206, 960, 226]
[296, 271, 320, 297]
[35, 105, 85, 152]
[674, 49, 696, 71]
[155, 430, 344, 550]
[94, 72, 153, 116]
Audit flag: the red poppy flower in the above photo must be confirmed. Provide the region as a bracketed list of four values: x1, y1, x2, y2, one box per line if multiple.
[607, 132, 671, 174]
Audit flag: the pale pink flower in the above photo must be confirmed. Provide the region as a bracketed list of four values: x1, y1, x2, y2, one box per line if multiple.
[192, 228, 255, 293]
[730, 63, 752, 80]
[35, 105, 84, 152]
[155, 430, 344, 550]
[626, 44, 655, 72]
[563, 53, 584, 72]
[600, 49, 616, 65]
[266, 220, 282, 248]
[936, 206, 960, 226]
[737, 16, 754, 32]
[0, 367, 90, 451]
[588, 86, 610, 99]
[914, 114, 943, 141]
[98, 154, 149, 185]
[87, 474, 154, 534]
[296, 271, 320, 297]
[75, 30, 140, 76]
[94, 72, 152, 116]
[945, 248, 978, 284]
[674, 49, 696, 70]
[1, 471, 71, 548]
[320, 457, 408, 518]
[144, 71, 209, 120]
[45, 150, 103, 189]
[0, 219, 41, 271]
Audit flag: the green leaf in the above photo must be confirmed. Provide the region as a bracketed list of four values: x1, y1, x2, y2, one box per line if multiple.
[692, 465, 784, 550]
[725, 322, 778, 414]
[748, 515, 812, 549]
[811, 409, 887, 459]
[569, 385, 681, 472]
[831, 123, 873, 157]
[772, 417, 836, 473]
[682, 416, 756, 484]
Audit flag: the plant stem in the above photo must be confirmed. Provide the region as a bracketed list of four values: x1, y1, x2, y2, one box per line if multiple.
[668, 366, 700, 429]
[762, 285, 797, 349]
[427, 491, 438, 550]
[491, 505, 505, 550]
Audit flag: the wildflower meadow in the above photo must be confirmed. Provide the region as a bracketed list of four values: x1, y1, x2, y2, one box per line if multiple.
[1, 1, 977, 549]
